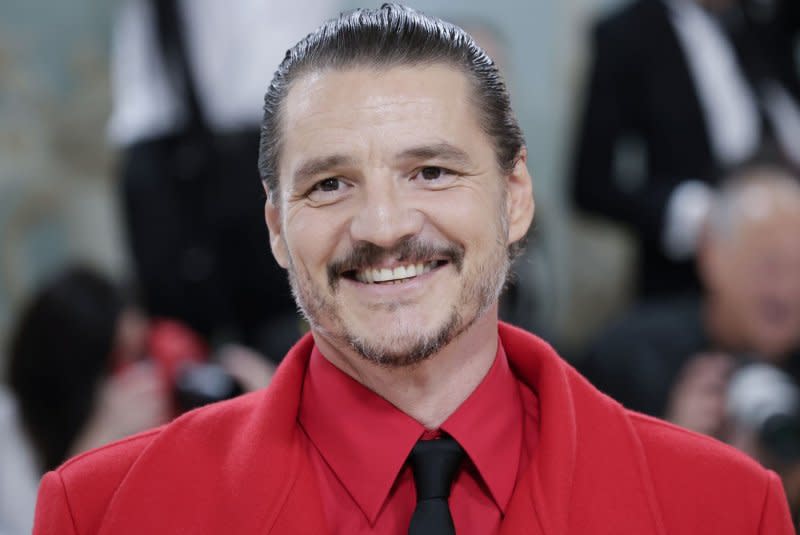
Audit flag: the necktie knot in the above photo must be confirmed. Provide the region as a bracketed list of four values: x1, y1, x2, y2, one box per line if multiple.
[407, 436, 464, 534]
[409, 436, 464, 501]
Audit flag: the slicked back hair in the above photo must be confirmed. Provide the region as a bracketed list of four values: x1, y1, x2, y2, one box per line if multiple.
[258, 3, 525, 199]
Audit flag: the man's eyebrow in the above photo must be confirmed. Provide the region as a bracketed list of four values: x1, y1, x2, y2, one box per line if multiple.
[396, 143, 474, 166]
[292, 154, 356, 186]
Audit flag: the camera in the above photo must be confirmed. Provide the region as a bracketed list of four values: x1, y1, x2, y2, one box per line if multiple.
[147, 319, 244, 414]
[727, 363, 800, 463]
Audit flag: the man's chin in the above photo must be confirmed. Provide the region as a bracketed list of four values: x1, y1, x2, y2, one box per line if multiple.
[343, 310, 464, 368]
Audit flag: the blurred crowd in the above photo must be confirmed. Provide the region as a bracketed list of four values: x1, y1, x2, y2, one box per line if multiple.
[1, 0, 799, 532]
[570, 0, 800, 524]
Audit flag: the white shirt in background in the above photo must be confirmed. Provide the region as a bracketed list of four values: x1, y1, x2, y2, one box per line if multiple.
[662, 0, 800, 260]
[107, 0, 341, 146]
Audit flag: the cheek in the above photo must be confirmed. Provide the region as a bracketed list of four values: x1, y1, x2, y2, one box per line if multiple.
[417, 187, 506, 248]
[715, 255, 753, 299]
[284, 208, 350, 275]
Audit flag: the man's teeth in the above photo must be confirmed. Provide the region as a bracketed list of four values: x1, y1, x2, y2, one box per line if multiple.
[355, 262, 436, 284]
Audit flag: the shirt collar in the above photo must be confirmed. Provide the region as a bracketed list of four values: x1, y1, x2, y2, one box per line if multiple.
[298, 339, 523, 524]
[440, 341, 522, 513]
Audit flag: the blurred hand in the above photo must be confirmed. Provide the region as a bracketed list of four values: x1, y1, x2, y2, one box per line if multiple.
[70, 362, 170, 456]
[665, 352, 735, 437]
[218, 344, 277, 393]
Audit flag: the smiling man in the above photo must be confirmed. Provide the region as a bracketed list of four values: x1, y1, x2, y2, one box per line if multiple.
[266, 62, 529, 420]
[33, 4, 793, 535]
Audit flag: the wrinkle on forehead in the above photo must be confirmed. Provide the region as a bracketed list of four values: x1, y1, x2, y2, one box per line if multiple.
[279, 65, 490, 183]
[283, 64, 475, 130]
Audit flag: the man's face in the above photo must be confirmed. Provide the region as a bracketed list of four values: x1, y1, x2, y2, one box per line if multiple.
[265, 64, 532, 366]
[705, 208, 800, 359]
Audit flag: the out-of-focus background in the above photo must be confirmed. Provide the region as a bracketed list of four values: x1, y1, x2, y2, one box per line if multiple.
[1, 0, 799, 532]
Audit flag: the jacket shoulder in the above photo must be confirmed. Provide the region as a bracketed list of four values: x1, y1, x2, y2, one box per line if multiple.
[631, 410, 764, 480]
[629, 411, 791, 533]
[35, 391, 267, 535]
[36, 428, 161, 535]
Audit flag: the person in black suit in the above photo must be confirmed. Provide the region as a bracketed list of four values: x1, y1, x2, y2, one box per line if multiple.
[571, 0, 800, 297]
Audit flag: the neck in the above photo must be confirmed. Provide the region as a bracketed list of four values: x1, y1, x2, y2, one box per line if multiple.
[313, 306, 500, 429]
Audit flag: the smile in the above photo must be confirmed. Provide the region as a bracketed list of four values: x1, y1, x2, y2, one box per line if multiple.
[349, 260, 448, 284]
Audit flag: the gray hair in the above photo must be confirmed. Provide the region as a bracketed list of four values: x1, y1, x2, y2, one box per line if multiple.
[707, 166, 800, 240]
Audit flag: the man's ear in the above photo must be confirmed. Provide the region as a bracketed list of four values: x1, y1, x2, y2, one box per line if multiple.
[506, 148, 535, 244]
[264, 188, 290, 269]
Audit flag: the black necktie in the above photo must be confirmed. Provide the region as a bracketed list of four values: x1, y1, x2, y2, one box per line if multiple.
[407, 436, 465, 535]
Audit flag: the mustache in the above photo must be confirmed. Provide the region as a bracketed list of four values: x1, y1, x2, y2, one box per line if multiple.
[327, 237, 465, 288]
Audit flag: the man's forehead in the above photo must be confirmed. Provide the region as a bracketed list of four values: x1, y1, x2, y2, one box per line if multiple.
[282, 63, 475, 126]
[276, 64, 491, 186]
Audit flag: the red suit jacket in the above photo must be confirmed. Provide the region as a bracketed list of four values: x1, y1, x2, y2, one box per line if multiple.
[34, 323, 793, 534]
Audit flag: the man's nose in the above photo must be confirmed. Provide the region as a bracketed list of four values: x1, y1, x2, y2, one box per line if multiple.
[349, 177, 424, 248]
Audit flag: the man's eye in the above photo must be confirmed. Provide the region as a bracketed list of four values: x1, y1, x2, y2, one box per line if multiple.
[315, 178, 341, 192]
[420, 167, 444, 180]
[414, 166, 456, 182]
[307, 177, 350, 203]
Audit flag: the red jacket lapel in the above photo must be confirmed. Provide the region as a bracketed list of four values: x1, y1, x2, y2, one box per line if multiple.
[498, 322, 666, 535]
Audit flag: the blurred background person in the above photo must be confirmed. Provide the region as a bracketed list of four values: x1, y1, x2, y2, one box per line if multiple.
[571, 0, 800, 299]
[581, 167, 800, 518]
[110, 0, 339, 359]
[7, 267, 169, 469]
[0, 265, 276, 534]
[581, 167, 800, 432]
[0, 267, 169, 534]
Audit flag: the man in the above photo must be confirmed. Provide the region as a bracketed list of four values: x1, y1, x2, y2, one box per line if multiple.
[581, 168, 800, 519]
[571, 0, 800, 298]
[582, 167, 800, 434]
[34, 5, 792, 534]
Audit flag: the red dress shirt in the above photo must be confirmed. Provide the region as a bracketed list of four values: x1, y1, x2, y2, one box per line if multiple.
[298, 340, 539, 534]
